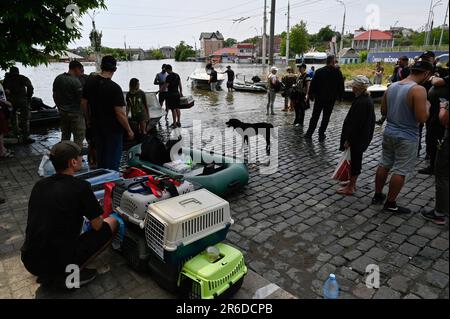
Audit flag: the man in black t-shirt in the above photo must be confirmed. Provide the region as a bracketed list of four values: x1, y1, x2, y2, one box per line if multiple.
[163, 64, 183, 128]
[21, 141, 119, 289]
[81, 56, 134, 170]
[209, 67, 219, 92]
[221, 66, 235, 92]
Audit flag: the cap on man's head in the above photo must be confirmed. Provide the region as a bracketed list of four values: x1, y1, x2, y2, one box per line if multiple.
[226, 65, 231, 69]
[411, 60, 434, 72]
[420, 51, 435, 60]
[49, 141, 82, 172]
[351, 75, 371, 89]
[9, 66, 19, 74]
[271, 66, 278, 72]
[101, 55, 117, 72]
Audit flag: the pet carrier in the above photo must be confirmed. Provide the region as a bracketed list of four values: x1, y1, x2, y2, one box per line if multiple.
[75, 169, 122, 200]
[178, 243, 247, 299]
[144, 189, 233, 265]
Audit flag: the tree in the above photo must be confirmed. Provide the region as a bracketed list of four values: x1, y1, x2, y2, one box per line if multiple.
[150, 49, 165, 60]
[175, 41, 195, 61]
[224, 38, 237, 47]
[0, 0, 106, 70]
[290, 21, 310, 55]
[317, 25, 335, 42]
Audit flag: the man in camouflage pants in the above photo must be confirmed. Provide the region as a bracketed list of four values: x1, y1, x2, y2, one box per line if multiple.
[2, 67, 34, 144]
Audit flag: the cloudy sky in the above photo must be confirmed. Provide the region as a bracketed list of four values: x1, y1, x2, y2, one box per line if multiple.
[70, 0, 448, 49]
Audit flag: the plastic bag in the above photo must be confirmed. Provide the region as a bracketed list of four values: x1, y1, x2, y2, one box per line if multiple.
[38, 154, 55, 177]
[332, 149, 351, 181]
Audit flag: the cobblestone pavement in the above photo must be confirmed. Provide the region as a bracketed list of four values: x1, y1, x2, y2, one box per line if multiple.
[0, 97, 448, 299]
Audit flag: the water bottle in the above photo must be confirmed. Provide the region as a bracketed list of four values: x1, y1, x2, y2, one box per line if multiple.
[323, 273, 340, 299]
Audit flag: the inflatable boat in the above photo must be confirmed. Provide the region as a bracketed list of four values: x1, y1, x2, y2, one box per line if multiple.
[127, 144, 249, 197]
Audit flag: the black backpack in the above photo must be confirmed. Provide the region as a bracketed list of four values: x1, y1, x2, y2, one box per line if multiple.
[140, 135, 170, 165]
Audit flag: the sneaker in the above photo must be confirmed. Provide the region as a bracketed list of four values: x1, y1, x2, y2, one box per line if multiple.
[176, 122, 181, 128]
[418, 166, 434, 175]
[79, 268, 97, 287]
[421, 209, 447, 226]
[169, 123, 177, 129]
[371, 193, 386, 205]
[271, 112, 275, 115]
[383, 201, 411, 214]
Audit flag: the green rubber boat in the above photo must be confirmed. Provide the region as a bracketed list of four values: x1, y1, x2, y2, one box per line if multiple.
[127, 144, 249, 197]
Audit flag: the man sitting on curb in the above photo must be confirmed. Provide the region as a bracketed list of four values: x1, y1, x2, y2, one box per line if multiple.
[21, 141, 118, 289]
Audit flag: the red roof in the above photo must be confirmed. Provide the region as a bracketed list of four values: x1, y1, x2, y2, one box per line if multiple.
[354, 30, 392, 41]
[237, 43, 255, 49]
[211, 47, 237, 56]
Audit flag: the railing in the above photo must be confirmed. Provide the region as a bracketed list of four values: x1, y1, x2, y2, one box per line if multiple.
[369, 45, 448, 53]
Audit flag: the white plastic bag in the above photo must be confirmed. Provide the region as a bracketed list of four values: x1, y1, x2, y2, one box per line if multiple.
[332, 149, 351, 181]
[38, 154, 55, 177]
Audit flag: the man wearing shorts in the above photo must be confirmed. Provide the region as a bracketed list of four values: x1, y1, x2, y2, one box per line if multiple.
[372, 61, 433, 214]
[163, 64, 183, 128]
[21, 141, 119, 289]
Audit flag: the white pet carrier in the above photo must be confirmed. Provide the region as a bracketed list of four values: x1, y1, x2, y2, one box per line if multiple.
[144, 189, 233, 262]
[115, 181, 195, 228]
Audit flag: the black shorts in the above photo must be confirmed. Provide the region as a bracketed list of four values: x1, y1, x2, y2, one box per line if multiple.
[21, 222, 112, 277]
[227, 81, 234, 89]
[74, 222, 113, 267]
[167, 93, 181, 110]
[158, 91, 169, 106]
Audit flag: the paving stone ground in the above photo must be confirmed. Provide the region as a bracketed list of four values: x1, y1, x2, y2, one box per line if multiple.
[0, 98, 448, 299]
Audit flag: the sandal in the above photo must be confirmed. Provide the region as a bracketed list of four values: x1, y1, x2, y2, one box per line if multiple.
[337, 187, 355, 196]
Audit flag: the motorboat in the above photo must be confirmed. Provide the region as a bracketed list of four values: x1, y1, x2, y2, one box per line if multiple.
[123, 91, 166, 129]
[189, 69, 225, 90]
[343, 83, 388, 101]
[29, 97, 59, 126]
[233, 82, 267, 93]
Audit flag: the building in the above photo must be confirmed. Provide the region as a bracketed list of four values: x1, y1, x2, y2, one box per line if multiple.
[199, 31, 224, 58]
[160, 46, 175, 59]
[337, 48, 360, 64]
[352, 30, 394, 50]
[389, 27, 414, 38]
[210, 47, 238, 63]
[237, 43, 255, 58]
[127, 48, 145, 60]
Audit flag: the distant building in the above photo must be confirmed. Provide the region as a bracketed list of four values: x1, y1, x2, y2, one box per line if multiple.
[337, 48, 360, 64]
[127, 48, 145, 60]
[199, 31, 224, 58]
[389, 27, 414, 38]
[160, 46, 175, 59]
[210, 47, 238, 63]
[237, 43, 255, 58]
[352, 30, 394, 50]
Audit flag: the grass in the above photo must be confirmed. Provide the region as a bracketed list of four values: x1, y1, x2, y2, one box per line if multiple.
[340, 63, 394, 85]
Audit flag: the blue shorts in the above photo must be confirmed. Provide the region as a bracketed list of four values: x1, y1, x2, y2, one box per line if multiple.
[380, 134, 418, 177]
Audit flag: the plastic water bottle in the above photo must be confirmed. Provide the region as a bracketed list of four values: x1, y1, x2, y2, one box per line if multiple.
[323, 274, 340, 299]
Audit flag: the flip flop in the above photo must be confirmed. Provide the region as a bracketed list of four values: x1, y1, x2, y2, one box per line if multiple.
[337, 187, 355, 196]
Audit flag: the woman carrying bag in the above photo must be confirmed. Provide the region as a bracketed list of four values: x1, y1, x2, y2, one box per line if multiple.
[337, 76, 375, 195]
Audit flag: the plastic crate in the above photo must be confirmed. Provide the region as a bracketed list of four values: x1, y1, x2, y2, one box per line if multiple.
[145, 189, 233, 264]
[178, 243, 247, 299]
[116, 180, 196, 227]
[75, 169, 122, 200]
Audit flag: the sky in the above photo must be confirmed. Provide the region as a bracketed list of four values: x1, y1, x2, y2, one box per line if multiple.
[70, 0, 449, 49]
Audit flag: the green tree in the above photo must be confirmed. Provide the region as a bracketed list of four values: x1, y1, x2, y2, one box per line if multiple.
[151, 49, 165, 60]
[290, 21, 310, 55]
[175, 41, 195, 61]
[0, 0, 106, 70]
[316, 25, 335, 42]
[413, 28, 449, 46]
[224, 38, 237, 47]
[359, 50, 368, 63]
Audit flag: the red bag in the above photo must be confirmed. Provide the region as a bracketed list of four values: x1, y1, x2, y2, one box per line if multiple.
[102, 182, 116, 218]
[332, 149, 351, 182]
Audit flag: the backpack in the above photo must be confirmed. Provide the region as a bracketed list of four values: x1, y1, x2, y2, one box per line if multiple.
[140, 135, 171, 165]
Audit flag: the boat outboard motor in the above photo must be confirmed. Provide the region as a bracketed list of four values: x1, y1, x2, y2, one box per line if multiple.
[251, 76, 261, 83]
[31, 97, 55, 111]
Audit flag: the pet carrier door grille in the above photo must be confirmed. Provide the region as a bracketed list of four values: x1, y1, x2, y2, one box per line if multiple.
[145, 215, 167, 259]
[181, 208, 224, 238]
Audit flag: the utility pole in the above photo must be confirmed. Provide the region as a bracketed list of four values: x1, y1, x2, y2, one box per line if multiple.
[286, 1, 290, 61]
[262, 0, 268, 65]
[269, 0, 276, 65]
[439, 1, 449, 46]
[337, 0, 346, 61]
[425, 0, 434, 46]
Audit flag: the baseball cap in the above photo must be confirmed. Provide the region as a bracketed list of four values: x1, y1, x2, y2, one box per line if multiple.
[419, 50, 435, 60]
[411, 60, 434, 72]
[226, 65, 231, 69]
[271, 66, 278, 71]
[101, 55, 117, 72]
[49, 141, 82, 171]
[350, 75, 371, 88]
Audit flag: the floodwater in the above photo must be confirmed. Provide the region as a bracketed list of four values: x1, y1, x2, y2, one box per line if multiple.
[0, 60, 359, 141]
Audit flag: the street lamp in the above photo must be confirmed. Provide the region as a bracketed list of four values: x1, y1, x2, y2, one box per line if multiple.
[336, 0, 346, 60]
[426, 0, 443, 45]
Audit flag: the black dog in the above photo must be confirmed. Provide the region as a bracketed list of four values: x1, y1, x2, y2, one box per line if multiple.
[226, 119, 274, 155]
